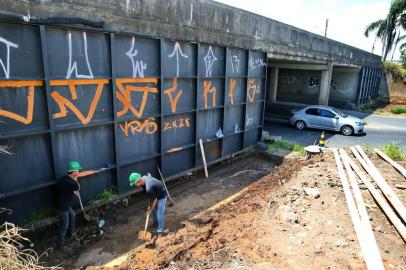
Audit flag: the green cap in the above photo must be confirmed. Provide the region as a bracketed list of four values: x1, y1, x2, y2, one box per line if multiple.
[129, 172, 141, 186]
[67, 161, 83, 172]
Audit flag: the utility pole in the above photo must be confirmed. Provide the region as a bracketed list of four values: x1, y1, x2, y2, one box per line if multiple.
[324, 18, 329, 38]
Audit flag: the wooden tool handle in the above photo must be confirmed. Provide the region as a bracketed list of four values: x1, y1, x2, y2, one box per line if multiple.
[144, 214, 150, 232]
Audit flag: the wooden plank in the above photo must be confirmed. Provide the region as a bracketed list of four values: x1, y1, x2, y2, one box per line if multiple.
[339, 149, 384, 268]
[374, 148, 406, 179]
[332, 149, 377, 270]
[199, 139, 209, 178]
[351, 146, 406, 222]
[343, 150, 406, 242]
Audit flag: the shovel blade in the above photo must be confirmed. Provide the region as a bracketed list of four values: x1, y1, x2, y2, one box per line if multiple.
[138, 231, 152, 241]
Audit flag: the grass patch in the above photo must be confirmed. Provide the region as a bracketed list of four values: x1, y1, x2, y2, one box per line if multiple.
[379, 141, 406, 161]
[268, 140, 306, 155]
[89, 187, 118, 205]
[390, 106, 406, 114]
[24, 208, 56, 227]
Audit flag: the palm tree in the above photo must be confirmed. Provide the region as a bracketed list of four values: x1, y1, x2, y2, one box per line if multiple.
[364, 0, 406, 61]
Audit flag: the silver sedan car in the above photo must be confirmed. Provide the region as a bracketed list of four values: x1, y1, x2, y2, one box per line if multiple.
[288, 105, 364, 136]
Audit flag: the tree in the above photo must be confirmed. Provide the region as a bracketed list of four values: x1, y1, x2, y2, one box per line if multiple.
[364, 0, 406, 61]
[400, 43, 406, 68]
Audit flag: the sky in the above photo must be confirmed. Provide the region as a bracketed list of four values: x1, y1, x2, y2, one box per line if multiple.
[214, 0, 401, 60]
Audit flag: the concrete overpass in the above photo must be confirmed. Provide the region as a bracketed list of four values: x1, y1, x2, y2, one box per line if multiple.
[2, 0, 384, 114]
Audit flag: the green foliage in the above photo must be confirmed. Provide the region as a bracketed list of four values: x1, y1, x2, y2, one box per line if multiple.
[383, 62, 406, 83]
[25, 208, 56, 227]
[390, 106, 406, 114]
[362, 144, 374, 155]
[401, 46, 406, 68]
[379, 141, 406, 161]
[267, 140, 306, 155]
[89, 187, 118, 205]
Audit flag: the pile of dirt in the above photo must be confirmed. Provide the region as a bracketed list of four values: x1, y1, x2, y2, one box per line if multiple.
[101, 151, 406, 270]
[113, 155, 311, 269]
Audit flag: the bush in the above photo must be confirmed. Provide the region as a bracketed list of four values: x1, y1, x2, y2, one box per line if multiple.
[379, 141, 406, 161]
[390, 106, 406, 114]
[383, 62, 406, 83]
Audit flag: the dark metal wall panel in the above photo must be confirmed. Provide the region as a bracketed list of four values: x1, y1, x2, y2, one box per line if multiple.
[224, 105, 244, 135]
[0, 84, 48, 135]
[162, 148, 195, 177]
[162, 78, 196, 113]
[248, 51, 267, 77]
[162, 112, 195, 151]
[113, 35, 160, 78]
[226, 48, 247, 76]
[198, 45, 225, 77]
[196, 140, 221, 165]
[356, 66, 382, 105]
[44, 28, 111, 79]
[0, 134, 53, 194]
[197, 108, 223, 140]
[162, 40, 196, 77]
[49, 81, 113, 127]
[117, 117, 160, 164]
[0, 21, 267, 224]
[223, 134, 243, 156]
[0, 22, 43, 79]
[225, 78, 246, 105]
[244, 128, 262, 146]
[54, 125, 115, 178]
[197, 78, 224, 109]
[245, 103, 263, 130]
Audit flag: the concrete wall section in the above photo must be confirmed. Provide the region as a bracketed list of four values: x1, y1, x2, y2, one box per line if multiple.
[329, 70, 360, 109]
[0, 0, 381, 67]
[277, 69, 321, 104]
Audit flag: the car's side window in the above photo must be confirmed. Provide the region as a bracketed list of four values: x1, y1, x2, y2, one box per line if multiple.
[305, 108, 319, 116]
[319, 109, 336, 118]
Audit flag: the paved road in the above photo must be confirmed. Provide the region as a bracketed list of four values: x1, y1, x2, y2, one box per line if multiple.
[264, 111, 406, 148]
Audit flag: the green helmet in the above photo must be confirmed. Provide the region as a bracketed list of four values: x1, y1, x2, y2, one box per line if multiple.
[67, 161, 83, 172]
[129, 172, 141, 186]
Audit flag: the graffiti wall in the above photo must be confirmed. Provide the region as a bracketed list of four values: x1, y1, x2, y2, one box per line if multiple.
[329, 70, 360, 109]
[276, 69, 321, 104]
[0, 22, 267, 224]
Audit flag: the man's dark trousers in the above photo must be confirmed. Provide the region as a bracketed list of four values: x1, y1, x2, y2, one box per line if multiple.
[57, 207, 75, 246]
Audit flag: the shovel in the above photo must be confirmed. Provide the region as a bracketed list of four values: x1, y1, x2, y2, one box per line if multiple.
[138, 214, 152, 241]
[156, 166, 174, 206]
[77, 192, 91, 222]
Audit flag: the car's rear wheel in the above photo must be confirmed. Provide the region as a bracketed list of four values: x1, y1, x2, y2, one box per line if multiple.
[340, 125, 353, 136]
[295, 120, 306, 130]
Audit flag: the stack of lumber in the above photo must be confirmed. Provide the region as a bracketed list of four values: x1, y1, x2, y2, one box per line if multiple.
[333, 146, 406, 270]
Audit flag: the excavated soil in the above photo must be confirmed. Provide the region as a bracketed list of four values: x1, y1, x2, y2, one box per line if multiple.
[96, 151, 405, 270]
[36, 149, 406, 269]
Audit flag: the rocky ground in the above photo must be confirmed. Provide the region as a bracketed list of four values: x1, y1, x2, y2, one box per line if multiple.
[98, 150, 406, 270]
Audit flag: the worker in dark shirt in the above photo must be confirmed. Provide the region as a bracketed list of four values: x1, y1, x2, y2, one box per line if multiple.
[129, 172, 168, 236]
[56, 161, 82, 247]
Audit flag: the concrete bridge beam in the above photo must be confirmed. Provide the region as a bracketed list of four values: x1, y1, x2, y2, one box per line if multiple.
[317, 60, 333, 105]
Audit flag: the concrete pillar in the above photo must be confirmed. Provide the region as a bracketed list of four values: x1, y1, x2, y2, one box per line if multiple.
[268, 67, 279, 102]
[317, 61, 333, 105]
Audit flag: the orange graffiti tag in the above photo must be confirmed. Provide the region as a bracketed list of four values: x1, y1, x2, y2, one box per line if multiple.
[119, 117, 157, 136]
[0, 80, 43, 125]
[164, 78, 183, 113]
[247, 79, 260, 103]
[229, 79, 236, 105]
[115, 78, 158, 118]
[50, 79, 109, 125]
[163, 117, 190, 132]
[203, 80, 216, 109]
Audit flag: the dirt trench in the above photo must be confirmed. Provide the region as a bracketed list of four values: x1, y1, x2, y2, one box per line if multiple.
[35, 152, 279, 269]
[102, 154, 311, 270]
